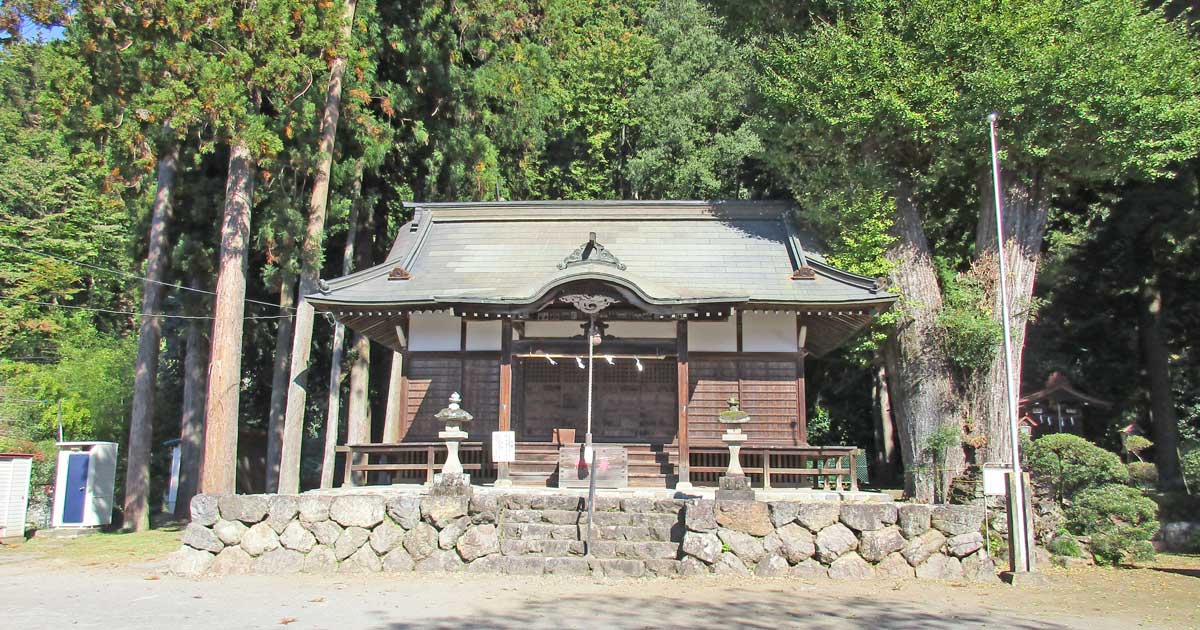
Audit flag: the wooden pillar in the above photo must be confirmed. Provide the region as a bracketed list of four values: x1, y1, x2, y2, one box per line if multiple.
[676, 319, 691, 488]
[497, 318, 513, 486]
[796, 316, 809, 446]
[383, 315, 409, 443]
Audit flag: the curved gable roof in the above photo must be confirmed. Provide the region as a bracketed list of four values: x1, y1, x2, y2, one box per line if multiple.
[309, 200, 893, 310]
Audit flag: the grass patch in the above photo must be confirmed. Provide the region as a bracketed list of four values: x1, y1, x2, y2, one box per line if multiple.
[0, 526, 182, 567]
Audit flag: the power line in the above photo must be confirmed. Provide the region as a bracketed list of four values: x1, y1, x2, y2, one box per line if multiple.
[0, 295, 292, 321]
[0, 241, 295, 312]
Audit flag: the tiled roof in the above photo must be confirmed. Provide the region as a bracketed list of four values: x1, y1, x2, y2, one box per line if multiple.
[309, 201, 893, 309]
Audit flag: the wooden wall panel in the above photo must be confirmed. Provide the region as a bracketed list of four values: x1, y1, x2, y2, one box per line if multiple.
[687, 360, 739, 444]
[404, 358, 462, 441]
[688, 359, 799, 445]
[738, 360, 800, 444]
[463, 358, 500, 438]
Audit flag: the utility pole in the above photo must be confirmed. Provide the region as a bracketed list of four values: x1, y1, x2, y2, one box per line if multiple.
[988, 113, 1036, 579]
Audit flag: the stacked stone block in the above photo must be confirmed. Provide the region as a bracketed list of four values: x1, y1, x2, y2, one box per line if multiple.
[170, 491, 998, 583]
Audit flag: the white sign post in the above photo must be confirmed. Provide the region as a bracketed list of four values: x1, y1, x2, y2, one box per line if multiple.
[491, 431, 515, 463]
[983, 465, 1009, 497]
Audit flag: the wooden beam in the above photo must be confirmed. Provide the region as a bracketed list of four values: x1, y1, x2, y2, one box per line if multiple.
[498, 318, 513, 485]
[736, 308, 744, 353]
[676, 320, 690, 487]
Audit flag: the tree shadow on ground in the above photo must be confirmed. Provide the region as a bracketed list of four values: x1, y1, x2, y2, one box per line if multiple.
[369, 590, 1067, 630]
[1149, 566, 1200, 580]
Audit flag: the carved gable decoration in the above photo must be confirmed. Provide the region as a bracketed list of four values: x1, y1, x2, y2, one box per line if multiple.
[558, 232, 627, 271]
[559, 293, 620, 314]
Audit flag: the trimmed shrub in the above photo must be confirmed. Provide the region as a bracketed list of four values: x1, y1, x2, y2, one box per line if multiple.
[1126, 462, 1158, 489]
[1047, 532, 1082, 558]
[1026, 434, 1128, 504]
[1067, 484, 1158, 566]
[1182, 449, 1200, 491]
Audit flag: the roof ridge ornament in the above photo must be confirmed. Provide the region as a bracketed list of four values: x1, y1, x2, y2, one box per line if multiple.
[558, 231, 627, 271]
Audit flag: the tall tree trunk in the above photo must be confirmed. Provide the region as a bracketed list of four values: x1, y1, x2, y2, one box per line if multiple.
[264, 272, 296, 491]
[1140, 278, 1185, 490]
[278, 0, 359, 494]
[882, 183, 965, 502]
[872, 363, 899, 485]
[972, 171, 1050, 465]
[320, 161, 363, 488]
[200, 140, 255, 495]
[343, 186, 376, 486]
[122, 137, 177, 532]
[175, 315, 209, 520]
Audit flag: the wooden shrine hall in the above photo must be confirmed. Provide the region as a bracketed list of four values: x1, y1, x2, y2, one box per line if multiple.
[309, 201, 895, 490]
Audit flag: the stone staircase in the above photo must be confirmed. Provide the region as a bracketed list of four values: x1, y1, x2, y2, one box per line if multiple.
[507, 443, 678, 488]
[482, 495, 686, 576]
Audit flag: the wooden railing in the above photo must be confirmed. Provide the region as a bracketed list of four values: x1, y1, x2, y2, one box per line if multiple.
[336, 442, 857, 491]
[336, 442, 496, 486]
[688, 445, 859, 491]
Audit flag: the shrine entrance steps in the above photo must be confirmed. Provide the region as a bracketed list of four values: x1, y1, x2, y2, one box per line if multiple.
[486, 496, 686, 576]
[507, 443, 678, 488]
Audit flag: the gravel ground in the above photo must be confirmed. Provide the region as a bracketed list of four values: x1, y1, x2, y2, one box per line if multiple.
[2, 549, 1198, 630]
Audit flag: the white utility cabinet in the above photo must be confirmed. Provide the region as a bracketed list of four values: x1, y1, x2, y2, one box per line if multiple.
[52, 442, 118, 528]
[0, 453, 34, 541]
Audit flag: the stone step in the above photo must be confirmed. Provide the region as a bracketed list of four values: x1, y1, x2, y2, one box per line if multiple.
[497, 537, 680, 561]
[501, 508, 679, 528]
[498, 522, 580, 541]
[481, 556, 682, 578]
[499, 538, 586, 557]
[587, 540, 680, 560]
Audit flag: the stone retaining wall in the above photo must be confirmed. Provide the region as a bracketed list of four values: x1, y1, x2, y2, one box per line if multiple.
[168, 491, 998, 582]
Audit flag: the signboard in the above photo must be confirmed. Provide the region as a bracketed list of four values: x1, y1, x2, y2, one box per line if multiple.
[982, 465, 1009, 496]
[558, 445, 628, 489]
[491, 431, 516, 463]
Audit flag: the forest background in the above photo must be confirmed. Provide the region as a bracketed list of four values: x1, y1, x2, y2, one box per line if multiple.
[1, 0, 1198, 527]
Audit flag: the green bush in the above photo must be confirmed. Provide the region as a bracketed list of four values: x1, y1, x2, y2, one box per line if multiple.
[1182, 449, 1200, 491]
[1047, 532, 1083, 558]
[1026, 434, 1128, 504]
[1067, 484, 1158, 566]
[1126, 462, 1158, 489]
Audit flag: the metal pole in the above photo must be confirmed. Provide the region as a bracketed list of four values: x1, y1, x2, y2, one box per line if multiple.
[989, 112, 1032, 573]
[57, 399, 64, 442]
[585, 317, 597, 556]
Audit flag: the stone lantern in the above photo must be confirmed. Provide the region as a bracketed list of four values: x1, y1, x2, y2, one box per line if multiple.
[716, 396, 754, 501]
[433, 392, 473, 495]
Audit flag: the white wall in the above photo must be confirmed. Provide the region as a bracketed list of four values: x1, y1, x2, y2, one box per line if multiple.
[604, 321, 675, 339]
[465, 320, 502, 351]
[688, 318, 736, 352]
[409, 311, 462, 351]
[525, 321, 584, 338]
[742, 311, 798, 352]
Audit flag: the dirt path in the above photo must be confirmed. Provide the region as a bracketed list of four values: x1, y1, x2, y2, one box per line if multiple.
[2, 541, 1197, 629]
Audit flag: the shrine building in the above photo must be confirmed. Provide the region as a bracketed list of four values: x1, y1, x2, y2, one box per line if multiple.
[309, 200, 895, 490]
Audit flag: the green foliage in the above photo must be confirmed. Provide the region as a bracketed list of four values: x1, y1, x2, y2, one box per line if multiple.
[1047, 532, 1083, 559]
[1182, 449, 1200, 492]
[925, 426, 961, 503]
[807, 404, 832, 445]
[1123, 435, 1153, 460]
[1067, 483, 1158, 566]
[0, 326, 136, 443]
[0, 436, 57, 492]
[1026, 434, 1129, 505]
[935, 262, 1002, 373]
[1126, 462, 1158, 490]
[0, 42, 134, 356]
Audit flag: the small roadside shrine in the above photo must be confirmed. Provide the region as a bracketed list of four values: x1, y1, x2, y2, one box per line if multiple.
[309, 201, 895, 490]
[1018, 372, 1112, 438]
